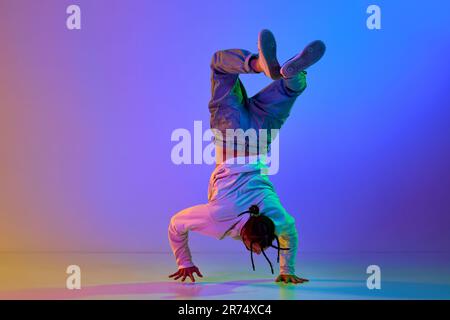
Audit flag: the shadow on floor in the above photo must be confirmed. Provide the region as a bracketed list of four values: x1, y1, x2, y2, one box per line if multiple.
[1, 278, 449, 299]
[1, 278, 304, 299]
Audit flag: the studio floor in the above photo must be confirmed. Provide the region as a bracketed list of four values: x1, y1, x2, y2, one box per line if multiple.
[0, 252, 449, 300]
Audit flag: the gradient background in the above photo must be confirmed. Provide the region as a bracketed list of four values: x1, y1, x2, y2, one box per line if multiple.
[1, 0, 449, 258]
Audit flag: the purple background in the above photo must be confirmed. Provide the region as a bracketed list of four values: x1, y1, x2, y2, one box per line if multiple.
[0, 0, 449, 254]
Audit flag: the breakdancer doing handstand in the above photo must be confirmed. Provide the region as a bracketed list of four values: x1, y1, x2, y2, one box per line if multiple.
[168, 29, 325, 284]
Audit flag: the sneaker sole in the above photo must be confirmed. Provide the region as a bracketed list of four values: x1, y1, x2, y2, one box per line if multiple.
[258, 29, 281, 80]
[281, 40, 326, 78]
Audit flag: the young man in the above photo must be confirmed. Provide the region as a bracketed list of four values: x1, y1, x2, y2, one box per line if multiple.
[168, 30, 325, 284]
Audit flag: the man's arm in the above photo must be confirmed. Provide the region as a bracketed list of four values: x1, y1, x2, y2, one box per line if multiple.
[274, 215, 308, 284]
[168, 204, 212, 271]
[277, 221, 298, 275]
[168, 216, 195, 269]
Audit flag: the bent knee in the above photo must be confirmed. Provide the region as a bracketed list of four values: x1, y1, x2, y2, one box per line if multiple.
[210, 50, 225, 70]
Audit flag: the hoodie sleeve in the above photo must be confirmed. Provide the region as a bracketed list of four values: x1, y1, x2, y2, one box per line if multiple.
[277, 220, 299, 275]
[168, 204, 212, 269]
[260, 193, 299, 275]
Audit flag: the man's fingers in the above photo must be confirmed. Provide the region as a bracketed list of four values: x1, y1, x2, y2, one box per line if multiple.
[174, 274, 183, 280]
[276, 276, 289, 283]
[291, 277, 300, 284]
[194, 269, 203, 277]
[170, 268, 204, 282]
[275, 275, 309, 284]
[174, 270, 185, 280]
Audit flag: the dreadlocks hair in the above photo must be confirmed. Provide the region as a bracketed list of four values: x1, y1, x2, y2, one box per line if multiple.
[238, 205, 290, 274]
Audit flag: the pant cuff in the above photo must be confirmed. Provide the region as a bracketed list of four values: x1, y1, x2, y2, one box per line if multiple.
[244, 53, 259, 73]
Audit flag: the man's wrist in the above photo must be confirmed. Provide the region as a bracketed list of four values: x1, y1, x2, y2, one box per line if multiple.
[179, 263, 195, 269]
[279, 267, 295, 275]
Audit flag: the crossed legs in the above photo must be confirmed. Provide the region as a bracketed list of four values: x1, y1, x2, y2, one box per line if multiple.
[208, 49, 306, 139]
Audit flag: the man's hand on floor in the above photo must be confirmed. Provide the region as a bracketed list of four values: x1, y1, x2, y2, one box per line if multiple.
[275, 274, 309, 284]
[169, 266, 203, 283]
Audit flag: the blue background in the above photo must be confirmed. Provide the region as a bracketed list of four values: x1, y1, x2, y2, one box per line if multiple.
[0, 0, 449, 255]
